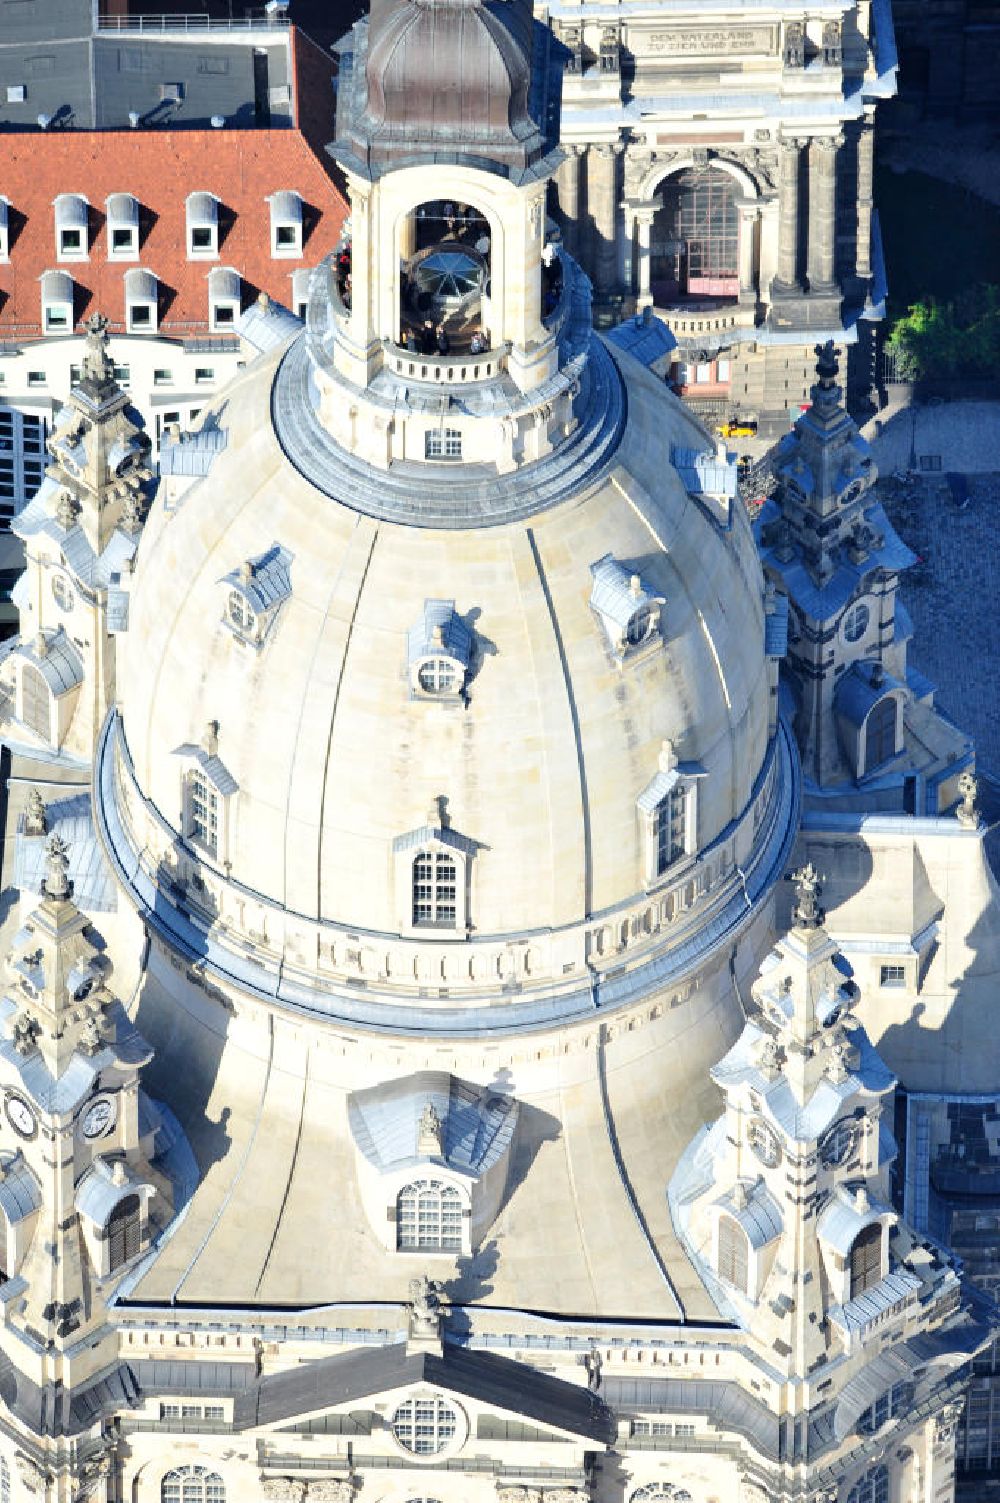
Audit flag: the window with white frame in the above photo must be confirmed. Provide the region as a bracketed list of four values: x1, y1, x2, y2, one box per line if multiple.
[413, 851, 457, 926]
[268, 190, 303, 256]
[390, 1395, 458, 1454]
[162, 1466, 225, 1503]
[846, 1464, 889, 1503]
[187, 770, 219, 857]
[106, 193, 139, 259]
[425, 428, 462, 460]
[107, 1193, 141, 1272]
[40, 269, 74, 332]
[717, 1213, 749, 1293]
[879, 963, 905, 988]
[54, 193, 88, 260]
[637, 745, 698, 885]
[397, 1179, 463, 1251]
[653, 784, 686, 874]
[208, 266, 241, 331]
[186, 192, 219, 258]
[125, 267, 158, 333]
[418, 658, 458, 694]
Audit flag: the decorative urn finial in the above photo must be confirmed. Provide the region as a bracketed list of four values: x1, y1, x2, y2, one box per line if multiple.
[43, 833, 72, 901]
[789, 862, 824, 929]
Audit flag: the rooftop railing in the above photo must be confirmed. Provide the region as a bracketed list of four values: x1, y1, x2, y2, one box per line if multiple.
[96, 11, 288, 33]
[382, 339, 508, 385]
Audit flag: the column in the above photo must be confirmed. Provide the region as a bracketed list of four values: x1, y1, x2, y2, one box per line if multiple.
[773, 137, 802, 292]
[555, 144, 581, 256]
[587, 143, 621, 298]
[736, 199, 759, 306]
[806, 135, 840, 292]
[632, 205, 658, 308]
[855, 115, 874, 282]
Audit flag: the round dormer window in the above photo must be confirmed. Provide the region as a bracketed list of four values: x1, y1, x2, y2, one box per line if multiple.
[626, 606, 654, 647]
[842, 601, 869, 643]
[228, 591, 256, 635]
[417, 658, 458, 695]
[51, 573, 75, 613]
[391, 1395, 459, 1456]
[820, 1118, 859, 1167]
[747, 1116, 782, 1168]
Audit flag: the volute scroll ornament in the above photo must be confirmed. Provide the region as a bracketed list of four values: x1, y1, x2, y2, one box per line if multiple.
[261, 1479, 307, 1501]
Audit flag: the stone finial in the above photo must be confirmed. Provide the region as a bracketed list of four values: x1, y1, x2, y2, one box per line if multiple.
[12, 1012, 40, 1057]
[24, 788, 47, 837]
[201, 720, 219, 758]
[431, 623, 445, 649]
[755, 1035, 783, 1080]
[55, 488, 79, 533]
[732, 1180, 750, 1211]
[258, 290, 270, 309]
[854, 1185, 870, 1214]
[418, 1100, 444, 1156]
[814, 339, 839, 384]
[34, 632, 48, 660]
[789, 862, 823, 930]
[239, 561, 254, 585]
[629, 573, 642, 598]
[408, 1274, 445, 1338]
[111, 1159, 128, 1187]
[43, 833, 72, 901]
[658, 738, 678, 775]
[957, 769, 980, 829]
[79, 1016, 103, 1055]
[81, 311, 114, 385]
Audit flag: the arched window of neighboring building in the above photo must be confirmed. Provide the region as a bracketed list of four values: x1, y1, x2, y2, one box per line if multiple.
[654, 785, 687, 876]
[846, 1463, 890, 1503]
[865, 697, 897, 772]
[412, 851, 457, 927]
[397, 1179, 463, 1251]
[107, 1193, 141, 1273]
[651, 166, 741, 303]
[161, 1465, 226, 1503]
[717, 1213, 749, 1293]
[849, 1221, 883, 1298]
[21, 663, 51, 740]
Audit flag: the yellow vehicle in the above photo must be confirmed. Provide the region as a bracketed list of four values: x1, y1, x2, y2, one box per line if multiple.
[716, 418, 758, 439]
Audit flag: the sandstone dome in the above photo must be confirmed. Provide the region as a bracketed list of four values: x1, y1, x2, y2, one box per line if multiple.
[113, 337, 771, 951]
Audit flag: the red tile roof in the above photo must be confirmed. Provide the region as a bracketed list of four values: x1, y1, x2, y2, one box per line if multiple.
[0, 26, 348, 340]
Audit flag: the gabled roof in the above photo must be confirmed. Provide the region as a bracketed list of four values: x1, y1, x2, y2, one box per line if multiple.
[232, 1340, 615, 1442]
[159, 423, 228, 479]
[589, 554, 663, 633]
[171, 744, 239, 797]
[220, 544, 293, 617]
[15, 628, 84, 695]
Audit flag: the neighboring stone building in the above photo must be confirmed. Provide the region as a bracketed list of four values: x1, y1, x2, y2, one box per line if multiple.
[887, 0, 1000, 123]
[0, 0, 995, 1500]
[0, 0, 347, 553]
[546, 0, 896, 432]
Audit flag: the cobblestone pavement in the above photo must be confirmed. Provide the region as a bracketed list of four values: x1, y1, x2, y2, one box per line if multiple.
[879, 469, 1000, 777]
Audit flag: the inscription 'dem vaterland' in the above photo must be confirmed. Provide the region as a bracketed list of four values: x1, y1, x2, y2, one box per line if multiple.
[644, 25, 776, 54]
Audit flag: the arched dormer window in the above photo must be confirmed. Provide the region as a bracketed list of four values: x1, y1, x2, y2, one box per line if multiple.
[590, 554, 664, 663]
[20, 662, 51, 741]
[717, 1213, 749, 1293]
[846, 1464, 889, 1503]
[396, 1178, 464, 1252]
[220, 544, 292, 652]
[408, 599, 473, 704]
[849, 1221, 883, 1297]
[865, 696, 897, 773]
[394, 812, 476, 937]
[15, 631, 84, 749]
[162, 1466, 225, 1503]
[107, 1193, 141, 1273]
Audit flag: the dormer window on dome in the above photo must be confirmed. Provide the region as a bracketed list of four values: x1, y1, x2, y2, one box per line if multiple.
[220, 544, 292, 650]
[173, 723, 238, 865]
[636, 740, 703, 884]
[393, 805, 476, 937]
[408, 600, 473, 703]
[590, 554, 664, 662]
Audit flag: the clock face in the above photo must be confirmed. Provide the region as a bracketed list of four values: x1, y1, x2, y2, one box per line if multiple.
[747, 1116, 782, 1168]
[821, 1119, 858, 1167]
[81, 1097, 116, 1141]
[5, 1092, 37, 1140]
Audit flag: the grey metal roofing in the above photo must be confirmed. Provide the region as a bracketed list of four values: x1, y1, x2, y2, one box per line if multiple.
[268, 189, 302, 223]
[392, 822, 478, 857]
[0, 996, 153, 1114]
[817, 1193, 891, 1258]
[40, 269, 73, 303]
[0, 1152, 41, 1224]
[18, 628, 84, 695]
[832, 1348, 915, 1442]
[0, 22, 293, 133]
[209, 266, 241, 300]
[589, 553, 662, 632]
[232, 1340, 615, 1440]
[132, 1359, 257, 1397]
[107, 586, 130, 635]
[602, 1376, 779, 1461]
[348, 1070, 517, 1176]
[672, 446, 737, 501]
[407, 599, 473, 669]
[76, 1158, 151, 1225]
[717, 1181, 782, 1251]
[54, 193, 88, 227]
[106, 192, 137, 225]
[755, 498, 916, 621]
[171, 744, 239, 797]
[237, 298, 303, 355]
[635, 765, 680, 816]
[15, 791, 118, 913]
[220, 543, 293, 617]
[158, 423, 228, 478]
[124, 268, 157, 302]
[605, 311, 676, 368]
[765, 592, 789, 658]
[16, 485, 141, 590]
[96, 708, 800, 1037]
[834, 662, 904, 731]
[829, 1269, 923, 1334]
